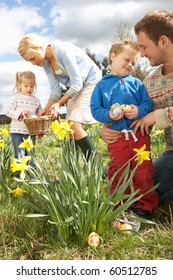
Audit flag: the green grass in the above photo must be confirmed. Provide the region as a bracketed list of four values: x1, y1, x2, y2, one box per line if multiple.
[0, 124, 173, 260]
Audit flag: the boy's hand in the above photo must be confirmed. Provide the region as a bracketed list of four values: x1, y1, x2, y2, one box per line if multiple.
[109, 109, 124, 120]
[124, 105, 138, 119]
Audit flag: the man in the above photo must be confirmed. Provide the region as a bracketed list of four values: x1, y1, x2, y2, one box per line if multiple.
[101, 10, 173, 213]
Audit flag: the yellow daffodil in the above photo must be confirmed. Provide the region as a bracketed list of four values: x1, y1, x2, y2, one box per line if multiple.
[11, 187, 27, 197]
[0, 140, 5, 149]
[153, 129, 164, 136]
[97, 138, 103, 143]
[0, 127, 9, 137]
[11, 156, 31, 180]
[133, 144, 151, 165]
[51, 119, 74, 140]
[18, 136, 35, 152]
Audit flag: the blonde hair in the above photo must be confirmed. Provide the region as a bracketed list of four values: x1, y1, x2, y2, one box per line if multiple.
[18, 34, 44, 59]
[13, 71, 37, 94]
[109, 40, 139, 64]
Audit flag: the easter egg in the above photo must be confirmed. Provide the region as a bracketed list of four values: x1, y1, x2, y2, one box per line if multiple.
[112, 107, 122, 116]
[111, 219, 122, 229]
[29, 114, 37, 118]
[121, 104, 131, 111]
[119, 223, 132, 234]
[87, 232, 100, 248]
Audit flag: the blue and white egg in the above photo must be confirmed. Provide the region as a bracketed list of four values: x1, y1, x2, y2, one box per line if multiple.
[112, 107, 122, 116]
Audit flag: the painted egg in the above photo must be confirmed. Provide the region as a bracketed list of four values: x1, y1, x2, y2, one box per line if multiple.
[121, 104, 131, 111]
[119, 223, 132, 234]
[111, 220, 122, 229]
[29, 114, 37, 118]
[87, 232, 100, 248]
[112, 107, 122, 116]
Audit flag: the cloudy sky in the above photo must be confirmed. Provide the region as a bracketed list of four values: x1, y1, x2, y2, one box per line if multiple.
[0, 0, 172, 114]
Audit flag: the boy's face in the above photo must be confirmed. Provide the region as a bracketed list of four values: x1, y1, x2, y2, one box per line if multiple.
[110, 46, 139, 76]
[136, 31, 165, 67]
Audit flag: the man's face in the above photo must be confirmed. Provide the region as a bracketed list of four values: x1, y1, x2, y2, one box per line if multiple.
[136, 31, 163, 67]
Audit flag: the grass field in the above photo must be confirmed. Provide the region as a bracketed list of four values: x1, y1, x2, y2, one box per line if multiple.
[0, 122, 173, 260]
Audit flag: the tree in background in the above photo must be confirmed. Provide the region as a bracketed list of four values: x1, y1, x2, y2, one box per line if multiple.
[86, 48, 101, 69]
[86, 21, 150, 80]
[113, 21, 134, 41]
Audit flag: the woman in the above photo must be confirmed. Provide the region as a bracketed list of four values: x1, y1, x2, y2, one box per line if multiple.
[18, 34, 102, 159]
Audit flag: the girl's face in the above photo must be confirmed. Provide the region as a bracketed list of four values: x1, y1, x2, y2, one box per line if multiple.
[24, 47, 45, 67]
[20, 78, 35, 95]
[110, 46, 139, 76]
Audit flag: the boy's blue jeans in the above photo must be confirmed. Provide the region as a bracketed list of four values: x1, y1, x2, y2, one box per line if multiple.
[154, 151, 173, 205]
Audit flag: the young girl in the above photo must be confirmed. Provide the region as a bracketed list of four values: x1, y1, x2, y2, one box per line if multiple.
[6, 71, 42, 159]
[18, 34, 102, 160]
[91, 41, 158, 218]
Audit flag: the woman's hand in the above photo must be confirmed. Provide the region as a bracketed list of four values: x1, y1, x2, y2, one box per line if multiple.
[37, 108, 48, 117]
[101, 124, 122, 143]
[50, 102, 61, 119]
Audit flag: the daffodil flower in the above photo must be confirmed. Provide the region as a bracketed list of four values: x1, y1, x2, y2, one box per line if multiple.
[11, 187, 27, 197]
[11, 156, 31, 180]
[133, 144, 151, 165]
[18, 136, 35, 152]
[0, 140, 5, 149]
[0, 127, 9, 137]
[51, 119, 74, 140]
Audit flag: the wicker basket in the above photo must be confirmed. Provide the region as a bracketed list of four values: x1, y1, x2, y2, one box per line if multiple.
[24, 116, 52, 135]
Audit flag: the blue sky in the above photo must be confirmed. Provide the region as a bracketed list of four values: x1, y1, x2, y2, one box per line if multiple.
[0, 0, 172, 113]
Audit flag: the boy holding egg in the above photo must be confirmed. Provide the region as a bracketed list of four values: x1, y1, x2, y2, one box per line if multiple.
[91, 40, 158, 218]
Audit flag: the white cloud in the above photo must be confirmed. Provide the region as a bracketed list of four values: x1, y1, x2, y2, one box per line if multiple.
[0, 3, 45, 55]
[0, 0, 173, 114]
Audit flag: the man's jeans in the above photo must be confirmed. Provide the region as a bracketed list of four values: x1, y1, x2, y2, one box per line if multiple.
[154, 151, 173, 205]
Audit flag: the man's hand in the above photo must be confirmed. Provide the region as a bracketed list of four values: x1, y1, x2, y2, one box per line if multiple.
[130, 112, 155, 135]
[101, 124, 122, 143]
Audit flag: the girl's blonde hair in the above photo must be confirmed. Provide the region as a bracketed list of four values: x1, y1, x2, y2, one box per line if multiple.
[18, 34, 44, 59]
[13, 71, 37, 94]
[109, 40, 139, 64]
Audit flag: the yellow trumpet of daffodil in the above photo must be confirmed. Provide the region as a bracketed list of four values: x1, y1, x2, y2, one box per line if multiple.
[18, 136, 35, 152]
[133, 144, 151, 165]
[11, 156, 31, 180]
[11, 187, 27, 197]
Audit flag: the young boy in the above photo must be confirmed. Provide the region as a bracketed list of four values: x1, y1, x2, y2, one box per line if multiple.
[91, 40, 158, 218]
